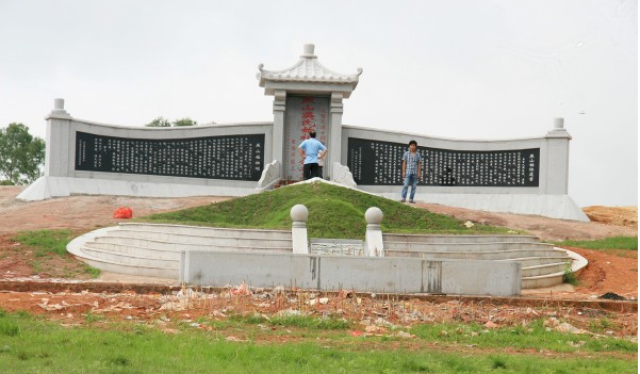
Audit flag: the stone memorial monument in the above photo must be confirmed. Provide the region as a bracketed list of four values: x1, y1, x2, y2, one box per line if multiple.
[18, 44, 587, 221]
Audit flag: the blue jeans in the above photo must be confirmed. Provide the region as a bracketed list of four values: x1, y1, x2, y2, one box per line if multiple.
[401, 174, 418, 200]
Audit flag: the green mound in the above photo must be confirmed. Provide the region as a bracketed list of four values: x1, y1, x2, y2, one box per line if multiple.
[144, 182, 513, 239]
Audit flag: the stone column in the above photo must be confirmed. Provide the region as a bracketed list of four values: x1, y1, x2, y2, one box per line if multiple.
[290, 204, 309, 254]
[327, 92, 344, 180]
[45, 98, 72, 177]
[272, 90, 287, 179]
[544, 118, 572, 195]
[364, 207, 384, 257]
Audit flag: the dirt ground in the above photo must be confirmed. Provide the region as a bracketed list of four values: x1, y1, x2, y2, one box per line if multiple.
[0, 186, 637, 340]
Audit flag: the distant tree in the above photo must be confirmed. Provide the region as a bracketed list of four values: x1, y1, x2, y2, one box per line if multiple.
[145, 117, 197, 127]
[172, 118, 197, 127]
[0, 123, 45, 185]
[145, 117, 172, 127]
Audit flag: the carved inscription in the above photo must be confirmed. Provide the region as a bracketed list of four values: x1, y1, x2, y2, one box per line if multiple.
[75, 131, 265, 181]
[347, 138, 539, 187]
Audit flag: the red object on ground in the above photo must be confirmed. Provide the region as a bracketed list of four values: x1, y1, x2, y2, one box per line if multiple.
[113, 207, 133, 219]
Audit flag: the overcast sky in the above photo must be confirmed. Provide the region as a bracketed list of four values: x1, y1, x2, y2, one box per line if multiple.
[0, 0, 636, 207]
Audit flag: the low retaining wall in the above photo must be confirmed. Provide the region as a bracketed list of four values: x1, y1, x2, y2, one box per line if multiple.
[180, 251, 522, 296]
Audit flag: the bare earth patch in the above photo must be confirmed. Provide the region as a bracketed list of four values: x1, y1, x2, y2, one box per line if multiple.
[0, 186, 636, 343]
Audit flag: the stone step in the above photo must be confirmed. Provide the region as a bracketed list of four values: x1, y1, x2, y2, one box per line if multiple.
[87, 240, 292, 255]
[81, 245, 179, 269]
[385, 248, 569, 261]
[79, 255, 179, 279]
[522, 262, 568, 277]
[500, 256, 570, 267]
[95, 233, 293, 248]
[522, 272, 565, 289]
[117, 223, 292, 240]
[383, 241, 553, 252]
[383, 233, 540, 244]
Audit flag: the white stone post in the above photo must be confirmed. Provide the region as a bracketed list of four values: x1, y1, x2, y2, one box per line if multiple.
[45, 98, 72, 177]
[272, 90, 286, 179]
[290, 204, 309, 254]
[364, 207, 384, 257]
[544, 117, 572, 195]
[327, 92, 344, 180]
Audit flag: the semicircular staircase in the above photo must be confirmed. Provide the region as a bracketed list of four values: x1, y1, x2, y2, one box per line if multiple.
[68, 223, 585, 289]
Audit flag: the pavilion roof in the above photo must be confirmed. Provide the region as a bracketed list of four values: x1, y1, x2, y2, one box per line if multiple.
[258, 44, 362, 87]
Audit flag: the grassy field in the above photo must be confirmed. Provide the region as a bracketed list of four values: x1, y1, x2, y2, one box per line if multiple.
[0, 310, 636, 374]
[555, 236, 638, 251]
[145, 182, 514, 239]
[10, 229, 100, 278]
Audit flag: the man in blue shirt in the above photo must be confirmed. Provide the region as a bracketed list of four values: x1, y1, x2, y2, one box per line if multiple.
[298, 131, 327, 180]
[400, 140, 422, 203]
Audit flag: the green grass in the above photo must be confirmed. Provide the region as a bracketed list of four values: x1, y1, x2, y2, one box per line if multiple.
[11, 229, 101, 278]
[409, 320, 637, 354]
[0, 310, 635, 374]
[555, 236, 637, 251]
[227, 313, 351, 330]
[13, 229, 75, 257]
[144, 182, 514, 239]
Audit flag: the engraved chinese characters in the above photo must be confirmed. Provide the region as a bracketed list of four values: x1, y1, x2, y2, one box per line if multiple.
[75, 132, 265, 181]
[347, 138, 539, 187]
[283, 96, 329, 180]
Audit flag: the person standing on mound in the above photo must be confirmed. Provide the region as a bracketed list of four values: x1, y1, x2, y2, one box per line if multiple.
[298, 131, 327, 180]
[400, 139, 422, 203]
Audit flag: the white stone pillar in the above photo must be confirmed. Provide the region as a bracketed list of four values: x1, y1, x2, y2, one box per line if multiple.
[328, 92, 344, 180]
[290, 204, 309, 254]
[364, 207, 384, 257]
[544, 117, 571, 195]
[45, 98, 72, 177]
[272, 90, 287, 179]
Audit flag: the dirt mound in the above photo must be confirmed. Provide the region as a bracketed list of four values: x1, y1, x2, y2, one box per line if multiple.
[583, 206, 638, 228]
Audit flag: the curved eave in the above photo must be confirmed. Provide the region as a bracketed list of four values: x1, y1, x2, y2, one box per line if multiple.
[258, 58, 362, 88]
[260, 76, 360, 85]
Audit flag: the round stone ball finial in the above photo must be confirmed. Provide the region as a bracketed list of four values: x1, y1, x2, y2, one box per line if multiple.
[365, 207, 383, 225]
[290, 204, 309, 222]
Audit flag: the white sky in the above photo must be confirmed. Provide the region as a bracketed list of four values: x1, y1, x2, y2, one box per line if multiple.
[0, 0, 636, 207]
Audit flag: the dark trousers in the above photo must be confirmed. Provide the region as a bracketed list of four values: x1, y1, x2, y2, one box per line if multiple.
[303, 163, 319, 180]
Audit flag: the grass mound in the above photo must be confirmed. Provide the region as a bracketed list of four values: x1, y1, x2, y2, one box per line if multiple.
[145, 182, 512, 239]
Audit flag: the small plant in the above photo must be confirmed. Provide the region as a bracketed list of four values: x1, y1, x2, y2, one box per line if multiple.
[491, 356, 508, 369]
[110, 355, 130, 366]
[84, 312, 104, 324]
[562, 262, 578, 285]
[0, 320, 19, 336]
[268, 315, 350, 330]
[83, 265, 101, 278]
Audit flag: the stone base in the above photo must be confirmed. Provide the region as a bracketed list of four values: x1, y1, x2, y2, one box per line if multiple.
[369, 191, 589, 222]
[17, 176, 257, 201]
